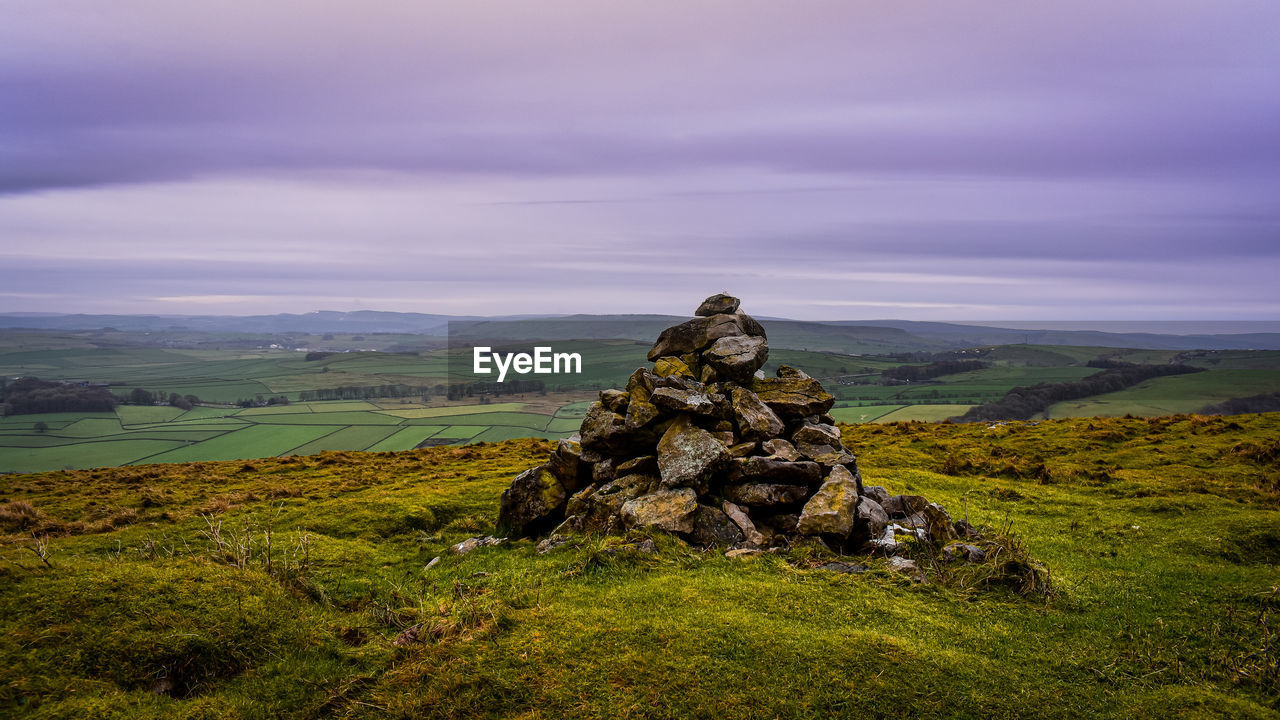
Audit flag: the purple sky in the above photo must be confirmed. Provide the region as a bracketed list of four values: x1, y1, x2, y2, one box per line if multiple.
[2, 1, 1278, 320]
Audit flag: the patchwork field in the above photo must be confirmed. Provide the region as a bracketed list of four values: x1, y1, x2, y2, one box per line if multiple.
[6, 332, 1280, 474]
[0, 397, 587, 473]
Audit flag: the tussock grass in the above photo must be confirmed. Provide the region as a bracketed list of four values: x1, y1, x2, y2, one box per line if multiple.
[1, 417, 1278, 718]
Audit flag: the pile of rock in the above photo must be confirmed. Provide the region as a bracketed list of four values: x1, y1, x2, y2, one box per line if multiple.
[498, 294, 975, 554]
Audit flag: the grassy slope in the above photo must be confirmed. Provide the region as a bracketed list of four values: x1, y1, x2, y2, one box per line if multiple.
[1, 414, 1277, 719]
[1048, 369, 1280, 418]
[832, 365, 1101, 406]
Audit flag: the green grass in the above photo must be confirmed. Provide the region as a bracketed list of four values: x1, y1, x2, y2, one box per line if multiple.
[406, 411, 552, 431]
[236, 401, 384, 416]
[21, 429, 234, 445]
[874, 404, 974, 422]
[431, 425, 488, 440]
[975, 344, 1111, 365]
[0, 404, 573, 472]
[234, 404, 316, 416]
[116, 406, 187, 425]
[55, 417, 127, 437]
[128, 420, 251, 431]
[285, 425, 402, 456]
[1, 415, 1277, 718]
[763, 349, 900, 378]
[932, 365, 1101, 385]
[828, 404, 904, 423]
[0, 439, 190, 473]
[304, 400, 382, 412]
[365, 426, 449, 452]
[835, 366, 1105, 407]
[1048, 369, 1280, 418]
[0, 434, 106, 448]
[173, 406, 242, 421]
[469, 426, 564, 443]
[133, 425, 341, 464]
[545, 416, 586, 432]
[240, 411, 405, 426]
[115, 381, 279, 404]
[377, 403, 527, 418]
[0, 412, 114, 428]
[1185, 350, 1280, 371]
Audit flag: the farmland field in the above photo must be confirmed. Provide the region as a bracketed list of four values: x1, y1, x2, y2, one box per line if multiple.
[1047, 369, 1280, 418]
[874, 404, 975, 422]
[366, 426, 451, 451]
[6, 331, 1280, 474]
[828, 404, 904, 423]
[0, 399, 583, 472]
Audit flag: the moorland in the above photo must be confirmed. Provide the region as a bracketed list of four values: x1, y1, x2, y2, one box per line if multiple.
[1, 413, 1276, 717]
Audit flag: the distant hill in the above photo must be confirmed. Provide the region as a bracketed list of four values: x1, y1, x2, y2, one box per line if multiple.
[0, 311, 439, 334]
[448, 315, 933, 354]
[832, 320, 1280, 351]
[4, 312, 1279, 352]
[0, 311, 504, 335]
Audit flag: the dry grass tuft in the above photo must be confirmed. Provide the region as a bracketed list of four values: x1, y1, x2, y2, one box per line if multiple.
[0, 500, 42, 532]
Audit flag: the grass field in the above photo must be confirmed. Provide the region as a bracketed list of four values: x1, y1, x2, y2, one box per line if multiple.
[1048, 369, 1280, 418]
[828, 365, 1104, 406]
[8, 333, 1280, 474]
[1184, 350, 1280, 370]
[0, 398, 581, 473]
[969, 344, 1125, 365]
[1, 413, 1276, 718]
[0, 345, 453, 405]
[0, 338, 882, 471]
[873, 404, 975, 422]
[376, 403, 526, 418]
[283, 426, 402, 456]
[828, 404, 904, 423]
[0, 393, 979, 473]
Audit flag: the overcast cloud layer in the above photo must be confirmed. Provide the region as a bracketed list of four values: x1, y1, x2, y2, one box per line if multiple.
[1, 0, 1277, 319]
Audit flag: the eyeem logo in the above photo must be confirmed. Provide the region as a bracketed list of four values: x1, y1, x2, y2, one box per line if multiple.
[473, 346, 582, 382]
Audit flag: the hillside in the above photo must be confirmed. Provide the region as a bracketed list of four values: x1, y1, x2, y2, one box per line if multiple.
[2, 414, 1277, 718]
[843, 321, 1280, 351]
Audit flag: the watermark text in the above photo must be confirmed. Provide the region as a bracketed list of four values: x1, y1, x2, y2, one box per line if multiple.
[473, 346, 582, 382]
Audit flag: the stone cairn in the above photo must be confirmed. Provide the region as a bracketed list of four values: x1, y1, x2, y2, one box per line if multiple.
[498, 294, 978, 556]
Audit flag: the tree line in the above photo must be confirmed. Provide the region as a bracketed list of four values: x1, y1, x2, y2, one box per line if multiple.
[0, 377, 120, 416]
[954, 362, 1205, 422]
[298, 384, 439, 402]
[881, 360, 987, 383]
[234, 396, 291, 408]
[446, 379, 547, 400]
[0, 377, 206, 417]
[127, 388, 202, 410]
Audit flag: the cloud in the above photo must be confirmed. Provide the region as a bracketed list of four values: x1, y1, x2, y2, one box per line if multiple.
[3, 1, 1279, 192]
[0, 1, 1277, 318]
